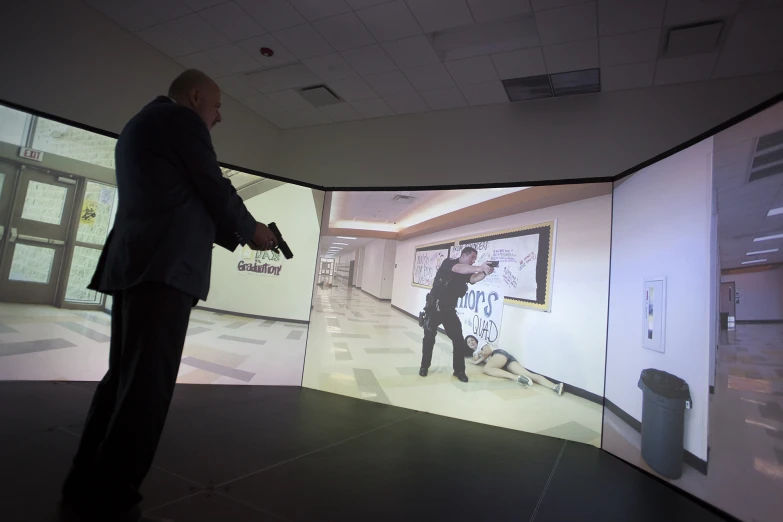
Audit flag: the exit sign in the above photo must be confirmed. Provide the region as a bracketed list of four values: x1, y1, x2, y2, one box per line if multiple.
[19, 147, 44, 162]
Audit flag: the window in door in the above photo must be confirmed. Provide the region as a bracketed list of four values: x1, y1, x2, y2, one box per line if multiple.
[64, 181, 117, 304]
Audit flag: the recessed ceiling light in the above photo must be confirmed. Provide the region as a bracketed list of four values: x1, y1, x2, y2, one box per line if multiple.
[336, 236, 357, 239]
[753, 233, 783, 242]
[767, 207, 783, 217]
[747, 249, 779, 255]
[741, 259, 767, 265]
[333, 242, 348, 245]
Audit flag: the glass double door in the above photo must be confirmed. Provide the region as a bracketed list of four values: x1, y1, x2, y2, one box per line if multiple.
[0, 163, 78, 304]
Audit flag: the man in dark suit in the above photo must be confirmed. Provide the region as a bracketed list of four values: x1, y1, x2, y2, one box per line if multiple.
[59, 70, 277, 522]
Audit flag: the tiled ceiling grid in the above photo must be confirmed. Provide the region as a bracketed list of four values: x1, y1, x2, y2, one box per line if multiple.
[86, 0, 783, 129]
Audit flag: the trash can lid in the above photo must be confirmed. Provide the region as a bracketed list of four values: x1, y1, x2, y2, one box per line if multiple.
[637, 368, 692, 401]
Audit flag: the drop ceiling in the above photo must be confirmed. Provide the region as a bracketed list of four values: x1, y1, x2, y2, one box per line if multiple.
[85, 0, 783, 129]
[713, 100, 783, 270]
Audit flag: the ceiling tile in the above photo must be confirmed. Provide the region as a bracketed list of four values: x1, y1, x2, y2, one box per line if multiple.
[291, 107, 334, 125]
[206, 44, 262, 73]
[346, 0, 389, 8]
[266, 89, 314, 110]
[530, 0, 585, 10]
[235, 0, 305, 31]
[713, 6, 783, 78]
[86, 0, 192, 31]
[329, 77, 379, 101]
[599, 28, 659, 67]
[264, 111, 305, 128]
[403, 63, 455, 90]
[182, 0, 224, 9]
[178, 51, 233, 78]
[535, 2, 597, 45]
[420, 87, 468, 110]
[598, 0, 665, 36]
[165, 13, 232, 55]
[138, 23, 195, 58]
[341, 44, 398, 75]
[445, 55, 499, 85]
[357, 1, 422, 42]
[600, 61, 655, 91]
[351, 98, 396, 117]
[460, 81, 509, 105]
[274, 24, 334, 59]
[713, 47, 783, 79]
[289, 0, 352, 21]
[364, 70, 417, 96]
[382, 35, 441, 69]
[313, 12, 376, 51]
[243, 63, 322, 92]
[664, 0, 739, 26]
[406, 0, 475, 33]
[654, 52, 718, 85]
[199, 2, 266, 41]
[467, 0, 532, 22]
[243, 92, 283, 115]
[303, 53, 358, 81]
[216, 75, 259, 99]
[320, 103, 364, 122]
[491, 47, 547, 79]
[235, 34, 298, 68]
[385, 92, 430, 114]
[542, 38, 599, 73]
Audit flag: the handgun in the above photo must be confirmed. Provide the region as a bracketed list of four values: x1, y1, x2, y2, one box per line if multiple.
[487, 261, 499, 268]
[268, 222, 294, 259]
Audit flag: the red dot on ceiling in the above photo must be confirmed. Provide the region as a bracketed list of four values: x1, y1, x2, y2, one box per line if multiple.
[260, 47, 274, 57]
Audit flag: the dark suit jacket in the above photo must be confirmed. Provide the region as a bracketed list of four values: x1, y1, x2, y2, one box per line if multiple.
[89, 96, 257, 301]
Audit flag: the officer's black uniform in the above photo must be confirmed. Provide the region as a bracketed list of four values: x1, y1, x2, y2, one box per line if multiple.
[421, 257, 472, 378]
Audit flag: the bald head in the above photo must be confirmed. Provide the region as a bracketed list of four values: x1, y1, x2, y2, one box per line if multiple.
[168, 69, 223, 130]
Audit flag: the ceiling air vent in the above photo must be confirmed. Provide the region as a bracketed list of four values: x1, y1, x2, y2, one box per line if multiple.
[392, 194, 416, 203]
[503, 75, 552, 101]
[661, 20, 724, 58]
[749, 129, 783, 182]
[297, 85, 342, 107]
[550, 69, 600, 97]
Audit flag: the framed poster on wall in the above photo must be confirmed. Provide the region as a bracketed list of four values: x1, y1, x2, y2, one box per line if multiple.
[411, 241, 454, 289]
[453, 220, 557, 312]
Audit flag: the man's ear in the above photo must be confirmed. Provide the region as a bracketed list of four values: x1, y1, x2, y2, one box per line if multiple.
[188, 87, 200, 107]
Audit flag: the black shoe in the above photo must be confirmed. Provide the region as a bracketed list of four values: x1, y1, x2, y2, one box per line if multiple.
[453, 372, 468, 383]
[419, 367, 428, 377]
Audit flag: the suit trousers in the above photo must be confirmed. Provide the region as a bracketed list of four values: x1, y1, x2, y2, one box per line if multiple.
[62, 282, 193, 513]
[421, 309, 467, 374]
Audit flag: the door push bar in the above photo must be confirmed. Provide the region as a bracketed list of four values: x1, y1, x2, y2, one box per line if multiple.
[8, 228, 64, 246]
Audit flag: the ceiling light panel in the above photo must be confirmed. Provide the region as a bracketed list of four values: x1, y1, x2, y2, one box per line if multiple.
[746, 249, 779, 255]
[754, 233, 783, 242]
[431, 15, 540, 61]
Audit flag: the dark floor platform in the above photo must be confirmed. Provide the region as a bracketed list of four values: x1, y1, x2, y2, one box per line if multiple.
[1, 381, 732, 522]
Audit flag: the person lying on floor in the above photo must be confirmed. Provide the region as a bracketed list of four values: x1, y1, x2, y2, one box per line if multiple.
[468, 341, 564, 395]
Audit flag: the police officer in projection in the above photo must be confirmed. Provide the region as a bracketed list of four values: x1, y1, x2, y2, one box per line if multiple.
[420, 247, 494, 382]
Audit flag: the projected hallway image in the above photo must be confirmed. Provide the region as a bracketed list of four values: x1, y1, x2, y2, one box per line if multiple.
[303, 185, 612, 445]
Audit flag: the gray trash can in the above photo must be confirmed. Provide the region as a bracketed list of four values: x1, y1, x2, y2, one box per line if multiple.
[637, 369, 692, 479]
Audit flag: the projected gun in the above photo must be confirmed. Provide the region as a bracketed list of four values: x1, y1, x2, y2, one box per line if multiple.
[486, 261, 499, 268]
[268, 222, 294, 259]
